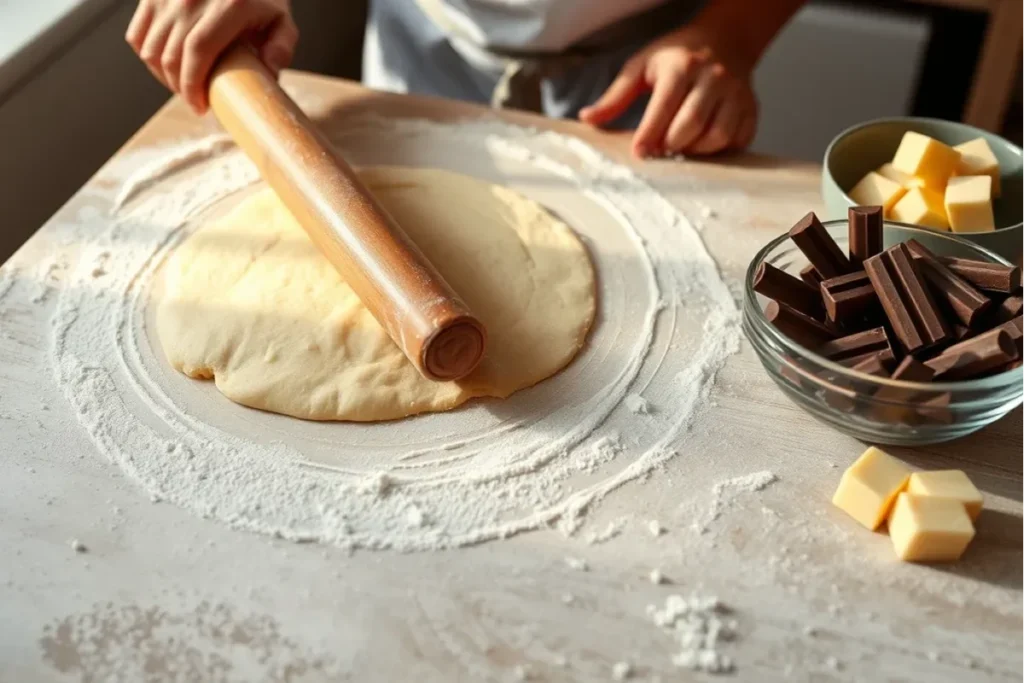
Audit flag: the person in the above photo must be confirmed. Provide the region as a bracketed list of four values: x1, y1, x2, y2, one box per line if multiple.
[126, 0, 805, 157]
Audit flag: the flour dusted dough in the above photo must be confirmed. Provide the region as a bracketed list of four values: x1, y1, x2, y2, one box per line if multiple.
[157, 167, 596, 421]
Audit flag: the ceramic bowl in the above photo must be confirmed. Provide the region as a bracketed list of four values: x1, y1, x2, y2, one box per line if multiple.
[822, 117, 1022, 261]
[743, 219, 1022, 445]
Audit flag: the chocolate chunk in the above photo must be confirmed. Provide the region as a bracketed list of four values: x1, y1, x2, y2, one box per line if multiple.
[913, 393, 955, 425]
[753, 262, 824, 318]
[933, 256, 1021, 294]
[851, 353, 891, 378]
[904, 240, 991, 327]
[799, 264, 823, 289]
[996, 295, 1023, 322]
[820, 271, 878, 324]
[765, 300, 835, 349]
[924, 329, 1017, 380]
[993, 315, 1023, 356]
[789, 212, 852, 280]
[873, 356, 937, 407]
[864, 244, 951, 354]
[848, 206, 883, 267]
[816, 327, 895, 368]
[889, 356, 936, 383]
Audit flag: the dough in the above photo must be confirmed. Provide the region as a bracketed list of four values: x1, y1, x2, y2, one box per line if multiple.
[157, 167, 596, 421]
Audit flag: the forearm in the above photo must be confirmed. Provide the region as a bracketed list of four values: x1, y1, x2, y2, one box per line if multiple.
[689, 0, 807, 69]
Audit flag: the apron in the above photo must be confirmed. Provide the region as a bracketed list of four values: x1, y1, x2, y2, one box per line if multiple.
[363, 0, 706, 124]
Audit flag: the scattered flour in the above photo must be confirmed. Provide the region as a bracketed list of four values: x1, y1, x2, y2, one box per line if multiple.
[648, 593, 738, 674]
[612, 660, 633, 680]
[564, 557, 589, 572]
[49, 115, 741, 552]
[624, 393, 651, 415]
[584, 518, 627, 545]
[692, 471, 779, 534]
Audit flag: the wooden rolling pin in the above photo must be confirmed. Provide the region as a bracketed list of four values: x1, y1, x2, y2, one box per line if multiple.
[207, 46, 486, 382]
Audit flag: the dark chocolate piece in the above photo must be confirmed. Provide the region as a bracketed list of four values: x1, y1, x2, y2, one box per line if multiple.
[996, 295, 1023, 322]
[789, 212, 852, 280]
[864, 244, 951, 354]
[753, 262, 824, 318]
[934, 256, 1021, 294]
[993, 316, 1023, 356]
[904, 240, 991, 327]
[889, 356, 936, 383]
[765, 300, 835, 349]
[816, 327, 895, 368]
[873, 356, 937, 407]
[913, 393, 955, 425]
[925, 329, 1017, 380]
[851, 353, 891, 378]
[848, 206, 883, 267]
[799, 264, 823, 289]
[820, 271, 878, 324]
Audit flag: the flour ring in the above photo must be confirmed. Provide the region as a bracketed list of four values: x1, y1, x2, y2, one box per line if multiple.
[52, 113, 741, 551]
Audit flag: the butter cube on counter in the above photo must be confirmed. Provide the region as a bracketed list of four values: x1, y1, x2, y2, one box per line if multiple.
[848, 172, 907, 214]
[887, 493, 975, 562]
[954, 137, 1001, 197]
[907, 470, 983, 520]
[890, 186, 949, 231]
[875, 162, 926, 189]
[944, 175, 995, 233]
[891, 131, 961, 191]
[832, 447, 911, 530]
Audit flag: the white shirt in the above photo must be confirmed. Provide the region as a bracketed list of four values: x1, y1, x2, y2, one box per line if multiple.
[429, 0, 670, 51]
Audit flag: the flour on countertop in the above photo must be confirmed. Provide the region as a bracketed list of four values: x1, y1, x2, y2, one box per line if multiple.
[692, 471, 779, 534]
[649, 593, 738, 674]
[624, 393, 651, 415]
[584, 518, 626, 545]
[50, 114, 741, 553]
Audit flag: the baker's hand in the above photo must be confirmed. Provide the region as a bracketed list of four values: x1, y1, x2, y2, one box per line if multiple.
[126, 0, 298, 114]
[579, 25, 758, 158]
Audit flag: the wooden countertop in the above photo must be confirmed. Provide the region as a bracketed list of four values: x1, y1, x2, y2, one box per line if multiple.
[1, 72, 1019, 682]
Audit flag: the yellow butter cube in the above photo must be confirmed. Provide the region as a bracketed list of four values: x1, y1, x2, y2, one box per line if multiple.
[890, 186, 950, 231]
[954, 137, 1001, 197]
[944, 175, 995, 233]
[891, 131, 960, 191]
[888, 493, 975, 562]
[832, 447, 911, 530]
[875, 162, 926, 189]
[849, 171, 907, 214]
[907, 470, 983, 521]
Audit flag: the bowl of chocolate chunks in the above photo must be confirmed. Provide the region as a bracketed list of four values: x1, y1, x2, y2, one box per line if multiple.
[822, 117, 1022, 261]
[743, 206, 1023, 445]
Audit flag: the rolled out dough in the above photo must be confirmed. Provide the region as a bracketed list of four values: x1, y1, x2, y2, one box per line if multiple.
[157, 167, 596, 421]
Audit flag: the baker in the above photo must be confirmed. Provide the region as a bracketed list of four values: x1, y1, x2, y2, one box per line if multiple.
[126, 0, 805, 158]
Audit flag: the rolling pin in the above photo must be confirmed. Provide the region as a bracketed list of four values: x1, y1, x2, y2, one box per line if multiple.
[207, 46, 486, 382]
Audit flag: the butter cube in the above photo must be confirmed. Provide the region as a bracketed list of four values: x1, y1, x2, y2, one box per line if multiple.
[888, 493, 975, 562]
[849, 171, 907, 214]
[954, 137, 1001, 197]
[907, 470, 983, 520]
[890, 186, 950, 231]
[832, 447, 911, 530]
[944, 175, 995, 233]
[891, 132, 960, 191]
[875, 162, 926, 189]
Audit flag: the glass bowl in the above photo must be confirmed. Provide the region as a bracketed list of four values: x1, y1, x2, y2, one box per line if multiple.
[743, 219, 1023, 445]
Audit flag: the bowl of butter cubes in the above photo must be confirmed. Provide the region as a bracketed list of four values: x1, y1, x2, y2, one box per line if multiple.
[822, 117, 1022, 261]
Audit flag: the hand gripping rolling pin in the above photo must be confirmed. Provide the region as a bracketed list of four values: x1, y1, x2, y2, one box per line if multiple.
[207, 46, 487, 381]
